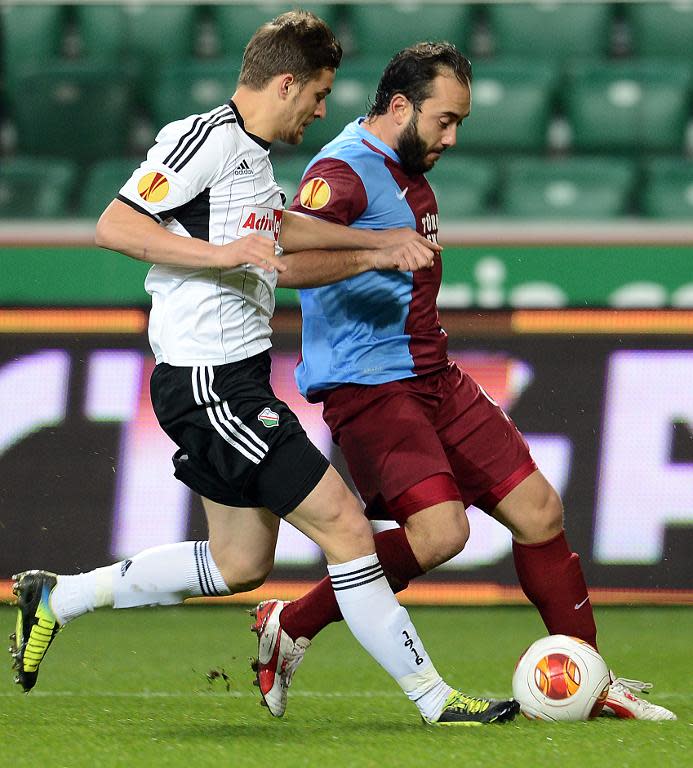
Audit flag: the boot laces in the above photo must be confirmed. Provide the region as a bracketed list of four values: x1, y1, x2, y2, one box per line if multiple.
[446, 691, 491, 714]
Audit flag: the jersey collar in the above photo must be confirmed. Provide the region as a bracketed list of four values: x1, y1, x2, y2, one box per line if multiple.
[353, 117, 401, 165]
[228, 99, 272, 150]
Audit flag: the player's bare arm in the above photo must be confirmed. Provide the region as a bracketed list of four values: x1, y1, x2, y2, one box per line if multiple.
[278, 239, 437, 289]
[95, 199, 286, 273]
[280, 210, 440, 254]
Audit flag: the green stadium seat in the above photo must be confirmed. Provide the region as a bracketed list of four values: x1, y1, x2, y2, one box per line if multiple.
[348, 2, 472, 59]
[565, 62, 692, 154]
[13, 65, 132, 164]
[455, 60, 555, 153]
[486, 2, 612, 61]
[213, 3, 341, 55]
[626, 1, 693, 60]
[0, 158, 76, 218]
[428, 156, 497, 219]
[500, 157, 636, 219]
[272, 155, 316, 206]
[74, 4, 128, 61]
[79, 159, 142, 219]
[151, 59, 242, 128]
[641, 158, 693, 220]
[1, 4, 66, 106]
[75, 5, 198, 98]
[300, 60, 382, 152]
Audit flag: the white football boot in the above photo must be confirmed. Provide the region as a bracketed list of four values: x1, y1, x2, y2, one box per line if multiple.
[603, 674, 677, 720]
[250, 599, 310, 717]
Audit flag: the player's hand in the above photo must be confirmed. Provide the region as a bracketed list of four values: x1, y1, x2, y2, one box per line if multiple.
[378, 227, 443, 254]
[373, 239, 437, 272]
[213, 234, 287, 273]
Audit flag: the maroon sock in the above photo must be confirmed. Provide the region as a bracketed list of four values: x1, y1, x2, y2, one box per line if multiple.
[280, 527, 424, 641]
[513, 529, 598, 650]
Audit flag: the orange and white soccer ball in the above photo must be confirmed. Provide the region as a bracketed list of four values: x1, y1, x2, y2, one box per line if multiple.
[512, 635, 610, 721]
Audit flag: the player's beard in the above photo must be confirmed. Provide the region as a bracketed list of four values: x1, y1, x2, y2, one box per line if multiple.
[396, 113, 440, 176]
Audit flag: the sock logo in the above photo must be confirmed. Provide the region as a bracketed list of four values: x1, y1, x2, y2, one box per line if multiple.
[120, 559, 133, 578]
[402, 629, 424, 666]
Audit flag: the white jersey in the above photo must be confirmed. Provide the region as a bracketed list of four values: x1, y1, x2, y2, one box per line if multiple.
[119, 101, 285, 366]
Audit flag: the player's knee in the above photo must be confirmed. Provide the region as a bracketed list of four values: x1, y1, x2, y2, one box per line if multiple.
[331, 500, 374, 551]
[212, 549, 273, 593]
[543, 488, 565, 539]
[319, 493, 374, 561]
[406, 504, 470, 570]
[527, 484, 564, 542]
[430, 513, 470, 567]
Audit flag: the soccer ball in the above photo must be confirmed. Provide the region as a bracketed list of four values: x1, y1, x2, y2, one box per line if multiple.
[512, 634, 610, 721]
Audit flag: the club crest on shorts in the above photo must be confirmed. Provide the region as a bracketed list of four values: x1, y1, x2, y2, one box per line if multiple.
[258, 407, 280, 428]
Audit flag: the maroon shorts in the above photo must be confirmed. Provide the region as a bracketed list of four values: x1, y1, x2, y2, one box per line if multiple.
[320, 363, 536, 525]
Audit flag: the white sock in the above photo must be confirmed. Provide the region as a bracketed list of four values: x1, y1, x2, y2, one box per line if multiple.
[328, 553, 452, 721]
[50, 541, 229, 624]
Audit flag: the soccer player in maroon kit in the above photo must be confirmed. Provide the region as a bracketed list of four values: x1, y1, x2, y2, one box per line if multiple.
[252, 42, 676, 722]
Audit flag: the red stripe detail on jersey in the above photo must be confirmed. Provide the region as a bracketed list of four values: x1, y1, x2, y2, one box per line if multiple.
[382, 155, 448, 377]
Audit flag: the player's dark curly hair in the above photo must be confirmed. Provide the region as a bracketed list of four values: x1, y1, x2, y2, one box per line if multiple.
[368, 42, 472, 116]
[239, 10, 342, 89]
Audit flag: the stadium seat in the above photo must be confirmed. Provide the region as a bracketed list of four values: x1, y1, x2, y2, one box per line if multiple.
[565, 62, 692, 154]
[212, 3, 340, 55]
[454, 60, 555, 153]
[75, 5, 199, 98]
[428, 156, 497, 219]
[1, 4, 66, 106]
[299, 60, 382, 152]
[348, 2, 472, 59]
[0, 158, 76, 218]
[485, 2, 612, 61]
[79, 159, 142, 219]
[272, 155, 316, 206]
[12, 65, 132, 164]
[74, 4, 129, 61]
[626, 1, 693, 59]
[151, 59, 242, 128]
[500, 157, 636, 219]
[641, 158, 693, 219]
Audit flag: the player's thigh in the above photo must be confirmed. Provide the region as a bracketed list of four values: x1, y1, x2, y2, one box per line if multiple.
[439, 366, 537, 512]
[490, 469, 564, 544]
[203, 497, 280, 589]
[285, 464, 374, 565]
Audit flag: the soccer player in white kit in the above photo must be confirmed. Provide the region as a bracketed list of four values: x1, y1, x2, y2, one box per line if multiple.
[9, 11, 519, 725]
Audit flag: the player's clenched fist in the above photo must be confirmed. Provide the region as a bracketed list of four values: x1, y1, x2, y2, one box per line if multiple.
[378, 227, 442, 255]
[216, 233, 287, 272]
[374, 239, 437, 272]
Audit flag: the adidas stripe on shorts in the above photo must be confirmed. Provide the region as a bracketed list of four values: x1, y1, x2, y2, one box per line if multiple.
[150, 351, 329, 517]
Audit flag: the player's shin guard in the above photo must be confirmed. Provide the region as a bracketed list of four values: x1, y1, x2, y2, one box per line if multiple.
[328, 553, 450, 721]
[513, 530, 598, 650]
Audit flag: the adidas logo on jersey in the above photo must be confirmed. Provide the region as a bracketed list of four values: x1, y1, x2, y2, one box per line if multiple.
[233, 159, 253, 176]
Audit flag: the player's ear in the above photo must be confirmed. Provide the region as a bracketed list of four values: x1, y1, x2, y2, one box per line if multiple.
[390, 93, 412, 126]
[277, 73, 297, 100]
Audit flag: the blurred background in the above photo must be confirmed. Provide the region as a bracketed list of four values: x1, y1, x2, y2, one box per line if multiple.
[1, 0, 693, 220]
[0, 1, 691, 605]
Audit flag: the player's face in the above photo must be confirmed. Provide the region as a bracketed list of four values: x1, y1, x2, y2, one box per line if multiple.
[396, 73, 471, 175]
[281, 68, 335, 145]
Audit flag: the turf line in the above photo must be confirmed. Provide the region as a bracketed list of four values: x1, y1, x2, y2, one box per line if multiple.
[0, 690, 685, 700]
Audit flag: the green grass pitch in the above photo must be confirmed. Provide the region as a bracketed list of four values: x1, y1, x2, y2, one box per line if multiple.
[1, 605, 690, 767]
